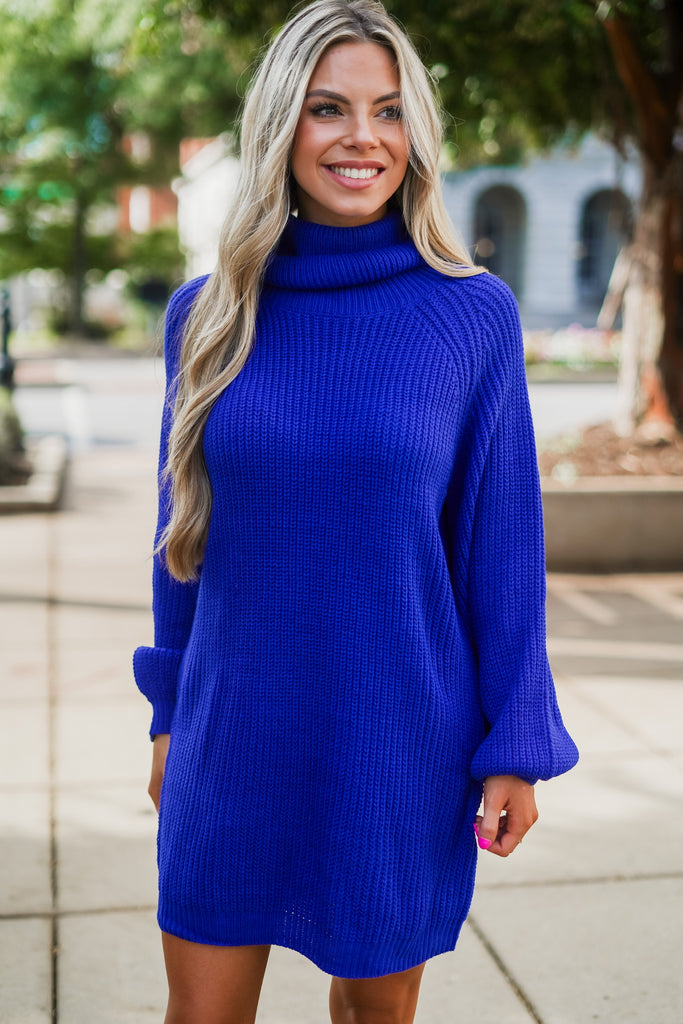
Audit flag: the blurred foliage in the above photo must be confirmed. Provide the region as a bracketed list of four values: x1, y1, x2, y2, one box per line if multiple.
[0, 0, 245, 329]
[181, 0, 670, 168]
[117, 225, 186, 294]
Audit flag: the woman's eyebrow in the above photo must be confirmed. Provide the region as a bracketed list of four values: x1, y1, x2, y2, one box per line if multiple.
[305, 89, 401, 104]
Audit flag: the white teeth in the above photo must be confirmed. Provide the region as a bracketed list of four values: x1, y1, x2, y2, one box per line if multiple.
[329, 166, 380, 179]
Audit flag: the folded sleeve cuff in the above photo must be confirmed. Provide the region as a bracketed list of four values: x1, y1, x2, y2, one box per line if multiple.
[470, 704, 579, 786]
[133, 646, 182, 738]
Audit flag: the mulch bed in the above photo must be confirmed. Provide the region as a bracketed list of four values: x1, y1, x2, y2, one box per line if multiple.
[538, 421, 683, 478]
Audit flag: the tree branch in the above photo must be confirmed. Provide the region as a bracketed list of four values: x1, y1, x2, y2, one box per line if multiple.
[663, 0, 683, 110]
[597, 4, 672, 168]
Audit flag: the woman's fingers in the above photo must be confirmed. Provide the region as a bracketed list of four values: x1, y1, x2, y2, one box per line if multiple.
[474, 775, 538, 857]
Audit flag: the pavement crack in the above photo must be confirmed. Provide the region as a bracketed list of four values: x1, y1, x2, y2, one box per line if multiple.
[467, 914, 545, 1023]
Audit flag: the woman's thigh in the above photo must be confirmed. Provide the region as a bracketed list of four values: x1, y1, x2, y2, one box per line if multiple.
[329, 961, 426, 1024]
[162, 932, 271, 1024]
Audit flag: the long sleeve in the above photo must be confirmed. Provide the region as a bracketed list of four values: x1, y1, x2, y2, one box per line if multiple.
[444, 280, 578, 785]
[133, 277, 207, 737]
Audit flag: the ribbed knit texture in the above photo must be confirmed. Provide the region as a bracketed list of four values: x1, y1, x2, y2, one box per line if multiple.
[133, 210, 578, 978]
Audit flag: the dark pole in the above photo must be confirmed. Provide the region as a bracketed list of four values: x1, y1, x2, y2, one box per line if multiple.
[0, 287, 15, 390]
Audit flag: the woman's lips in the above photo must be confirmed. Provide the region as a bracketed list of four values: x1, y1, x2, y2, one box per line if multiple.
[323, 165, 385, 189]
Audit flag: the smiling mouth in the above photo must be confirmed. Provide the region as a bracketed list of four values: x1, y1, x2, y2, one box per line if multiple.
[327, 165, 383, 179]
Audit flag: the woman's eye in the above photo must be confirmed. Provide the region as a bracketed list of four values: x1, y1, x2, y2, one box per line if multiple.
[379, 105, 403, 122]
[309, 103, 341, 117]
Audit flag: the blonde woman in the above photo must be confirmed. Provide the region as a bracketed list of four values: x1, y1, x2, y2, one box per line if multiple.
[134, 2, 578, 1021]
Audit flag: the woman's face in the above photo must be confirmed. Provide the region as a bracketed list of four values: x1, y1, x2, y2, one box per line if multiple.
[291, 41, 409, 227]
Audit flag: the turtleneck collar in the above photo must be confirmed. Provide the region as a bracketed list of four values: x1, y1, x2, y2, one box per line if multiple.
[265, 209, 425, 292]
[280, 209, 405, 256]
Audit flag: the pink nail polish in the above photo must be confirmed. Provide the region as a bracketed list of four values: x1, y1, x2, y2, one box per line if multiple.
[477, 836, 492, 850]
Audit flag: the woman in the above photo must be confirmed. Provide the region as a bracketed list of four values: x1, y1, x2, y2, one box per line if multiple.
[134, 2, 579, 1021]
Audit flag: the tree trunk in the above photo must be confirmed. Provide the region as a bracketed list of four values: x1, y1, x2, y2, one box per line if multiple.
[616, 158, 683, 434]
[614, 164, 664, 434]
[659, 153, 683, 428]
[600, 5, 683, 433]
[71, 194, 87, 335]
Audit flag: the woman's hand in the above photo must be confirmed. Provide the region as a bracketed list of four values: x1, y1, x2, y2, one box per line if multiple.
[148, 733, 170, 811]
[474, 775, 538, 857]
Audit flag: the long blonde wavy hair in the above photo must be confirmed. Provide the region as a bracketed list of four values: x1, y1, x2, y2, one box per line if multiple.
[161, 0, 484, 581]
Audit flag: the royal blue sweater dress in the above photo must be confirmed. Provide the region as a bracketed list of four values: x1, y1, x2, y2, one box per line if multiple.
[134, 210, 578, 978]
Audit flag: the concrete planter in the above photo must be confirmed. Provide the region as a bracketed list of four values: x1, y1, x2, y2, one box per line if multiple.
[542, 476, 683, 572]
[0, 434, 69, 513]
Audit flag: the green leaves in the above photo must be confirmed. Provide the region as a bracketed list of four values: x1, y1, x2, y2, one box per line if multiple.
[0, 0, 239, 324]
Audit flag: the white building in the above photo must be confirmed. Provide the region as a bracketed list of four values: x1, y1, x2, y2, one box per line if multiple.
[442, 134, 641, 327]
[174, 135, 241, 280]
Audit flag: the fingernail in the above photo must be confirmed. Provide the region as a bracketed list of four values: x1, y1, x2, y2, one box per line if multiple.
[477, 836, 492, 850]
[473, 822, 480, 835]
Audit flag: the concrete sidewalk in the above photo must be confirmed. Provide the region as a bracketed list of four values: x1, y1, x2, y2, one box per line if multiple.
[2, 445, 683, 1023]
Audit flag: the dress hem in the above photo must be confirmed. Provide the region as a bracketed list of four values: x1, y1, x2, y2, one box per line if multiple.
[157, 900, 465, 979]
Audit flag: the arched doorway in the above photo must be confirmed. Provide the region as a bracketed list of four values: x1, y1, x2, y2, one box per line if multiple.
[577, 189, 633, 308]
[473, 185, 527, 298]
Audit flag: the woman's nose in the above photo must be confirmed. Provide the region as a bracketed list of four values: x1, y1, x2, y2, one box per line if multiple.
[345, 112, 379, 150]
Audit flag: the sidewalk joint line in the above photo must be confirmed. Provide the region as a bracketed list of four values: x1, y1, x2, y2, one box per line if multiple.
[477, 870, 683, 891]
[548, 636, 683, 662]
[0, 590, 148, 614]
[467, 914, 545, 1023]
[47, 515, 59, 1024]
[547, 572, 683, 589]
[0, 904, 157, 922]
[8, 873, 677, 924]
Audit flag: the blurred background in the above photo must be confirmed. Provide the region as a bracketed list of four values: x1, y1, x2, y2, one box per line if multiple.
[2, 0, 682, 479]
[1, 3, 683, 1023]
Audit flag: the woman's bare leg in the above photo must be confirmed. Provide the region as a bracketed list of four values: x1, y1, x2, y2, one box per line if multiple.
[162, 933, 271, 1024]
[329, 962, 426, 1024]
